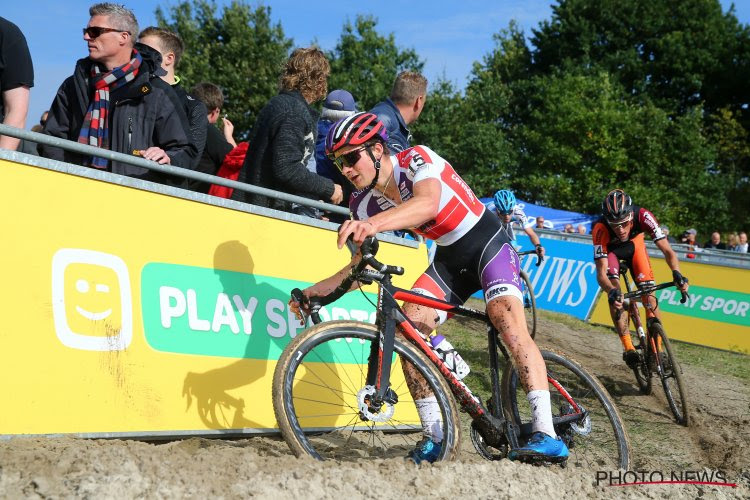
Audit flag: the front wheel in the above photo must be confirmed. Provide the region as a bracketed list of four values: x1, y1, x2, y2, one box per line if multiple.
[501, 349, 631, 470]
[651, 322, 689, 426]
[272, 321, 461, 461]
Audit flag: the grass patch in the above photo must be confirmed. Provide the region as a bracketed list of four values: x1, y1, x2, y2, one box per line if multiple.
[669, 341, 749, 383]
[439, 299, 750, 387]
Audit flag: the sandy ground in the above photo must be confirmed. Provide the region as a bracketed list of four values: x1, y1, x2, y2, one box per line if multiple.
[1, 315, 748, 499]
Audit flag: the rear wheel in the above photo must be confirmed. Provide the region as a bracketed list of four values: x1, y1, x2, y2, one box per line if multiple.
[501, 349, 631, 469]
[651, 322, 689, 426]
[521, 271, 537, 339]
[272, 320, 461, 461]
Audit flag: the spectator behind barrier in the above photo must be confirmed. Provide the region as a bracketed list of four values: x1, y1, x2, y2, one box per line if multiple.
[680, 228, 700, 251]
[315, 89, 357, 222]
[230, 47, 343, 218]
[534, 215, 555, 230]
[138, 26, 207, 175]
[661, 225, 677, 244]
[0, 16, 34, 151]
[735, 232, 748, 253]
[190, 82, 239, 194]
[369, 71, 427, 153]
[41, 3, 192, 186]
[703, 231, 727, 250]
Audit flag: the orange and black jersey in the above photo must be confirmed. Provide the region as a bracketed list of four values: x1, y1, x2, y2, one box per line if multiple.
[592, 206, 665, 259]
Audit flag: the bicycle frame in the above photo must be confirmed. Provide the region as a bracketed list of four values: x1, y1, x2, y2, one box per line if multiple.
[618, 264, 686, 374]
[365, 270, 586, 436]
[368, 272, 489, 419]
[294, 237, 593, 451]
[620, 270, 651, 358]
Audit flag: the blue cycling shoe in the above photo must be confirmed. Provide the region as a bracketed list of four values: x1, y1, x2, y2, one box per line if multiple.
[508, 432, 569, 463]
[408, 438, 442, 464]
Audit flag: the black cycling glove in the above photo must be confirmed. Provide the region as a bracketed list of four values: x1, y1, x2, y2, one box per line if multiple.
[608, 288, 623, 305]
[672, 270, 689, 286]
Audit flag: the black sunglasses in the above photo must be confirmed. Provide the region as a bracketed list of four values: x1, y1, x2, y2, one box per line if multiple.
[83, 26, 130, 38]
[333, 146, 368, 170]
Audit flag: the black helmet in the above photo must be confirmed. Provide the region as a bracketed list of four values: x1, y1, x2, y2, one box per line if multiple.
[602, 189, 633, 223]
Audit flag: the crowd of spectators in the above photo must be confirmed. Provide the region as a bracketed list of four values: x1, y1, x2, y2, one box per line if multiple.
[677, 229, 748, 253]
[0, 5, 435, 223]
[1, 6, 749, 255]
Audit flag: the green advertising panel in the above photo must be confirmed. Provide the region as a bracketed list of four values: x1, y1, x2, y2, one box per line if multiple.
[655, 286, 750, 327]
[141, 263, 378, 360]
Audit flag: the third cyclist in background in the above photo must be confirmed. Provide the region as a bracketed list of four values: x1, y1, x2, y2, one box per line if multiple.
[493, 189, 545, 260]
[591, 189, 690, 368]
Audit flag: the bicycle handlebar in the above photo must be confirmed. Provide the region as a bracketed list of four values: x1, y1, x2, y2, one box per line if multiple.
[623, 281, 689, 304]
[613, 280, 689, 321]
[517, 248, 544, 267]
[290, 236, 404, 325]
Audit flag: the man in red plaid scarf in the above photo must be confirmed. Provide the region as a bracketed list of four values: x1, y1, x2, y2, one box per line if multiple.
[41, 3, 192, 186]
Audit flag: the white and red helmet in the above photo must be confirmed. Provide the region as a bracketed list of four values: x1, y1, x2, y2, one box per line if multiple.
[325, 112, 389, 158]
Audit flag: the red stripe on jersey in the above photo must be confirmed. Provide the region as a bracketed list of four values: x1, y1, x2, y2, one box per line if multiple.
[419, 196, 469, 240]
[439, 164, 484, 216]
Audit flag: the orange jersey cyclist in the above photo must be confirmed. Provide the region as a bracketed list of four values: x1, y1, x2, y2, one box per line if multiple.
[591, 189, 689, 368]
[290, 112, 568, 463]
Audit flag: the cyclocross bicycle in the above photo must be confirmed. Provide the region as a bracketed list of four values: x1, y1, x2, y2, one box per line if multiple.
[617, 261, 690, 426]
[272, 237, 630, 468]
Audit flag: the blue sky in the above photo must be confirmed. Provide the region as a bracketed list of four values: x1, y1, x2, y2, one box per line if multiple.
[5, 0, 749, 129]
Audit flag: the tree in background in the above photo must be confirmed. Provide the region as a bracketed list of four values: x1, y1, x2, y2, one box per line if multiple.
[462, 0, 749, 235]
[156, 0, 291, 140]
[155, 0, 749, 236]
[326, 15, 423, 111]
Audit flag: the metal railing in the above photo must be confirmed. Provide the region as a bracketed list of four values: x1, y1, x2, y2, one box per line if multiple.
[0, 123, 350, 216]
[535, 222, 750, 270]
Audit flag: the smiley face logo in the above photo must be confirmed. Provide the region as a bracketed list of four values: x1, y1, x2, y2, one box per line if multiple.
[52, 249, 132, 351]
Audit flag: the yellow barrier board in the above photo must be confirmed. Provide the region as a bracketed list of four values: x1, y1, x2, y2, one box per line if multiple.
[589, 256, 750, 353]
[0, 159, 427, 436]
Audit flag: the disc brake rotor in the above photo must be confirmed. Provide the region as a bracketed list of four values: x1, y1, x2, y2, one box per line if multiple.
[357, 385, 395, 422]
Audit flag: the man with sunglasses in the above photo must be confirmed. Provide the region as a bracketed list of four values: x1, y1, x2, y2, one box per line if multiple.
[592, 189, 689, 368]
[291, 112, 569, 464]
[41, 3, 191, 185]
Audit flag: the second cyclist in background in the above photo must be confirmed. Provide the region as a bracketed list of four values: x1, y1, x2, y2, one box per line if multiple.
[591, 189, 689, 368]
[493, 189, 545, 260]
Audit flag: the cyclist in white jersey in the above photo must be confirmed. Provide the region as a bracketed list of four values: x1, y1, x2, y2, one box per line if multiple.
[290, 112, 568, 464]
[493, 189, 545, 258]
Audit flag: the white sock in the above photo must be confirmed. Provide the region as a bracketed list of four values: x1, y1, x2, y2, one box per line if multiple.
[527, 389, 557, 438]
[414, 396, 444, 442]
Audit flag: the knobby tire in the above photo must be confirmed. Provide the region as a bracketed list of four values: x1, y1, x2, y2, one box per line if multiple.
[500, 349, 631, 470]
[272, 320, 461, 461]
